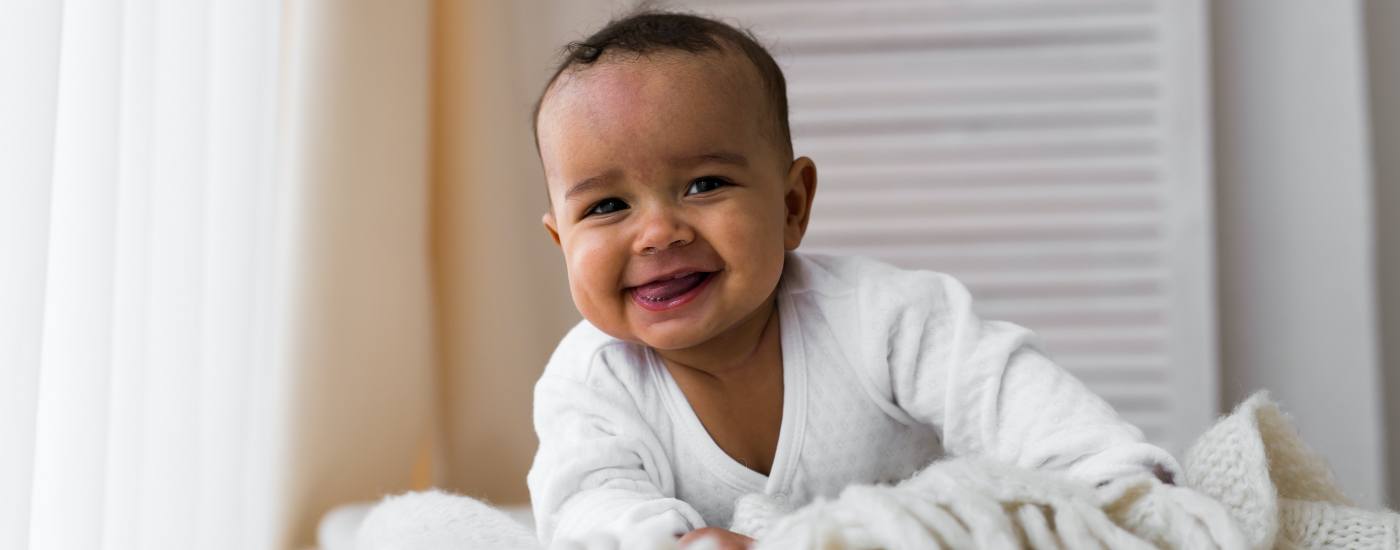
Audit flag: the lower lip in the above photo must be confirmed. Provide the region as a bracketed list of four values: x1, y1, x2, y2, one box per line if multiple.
[629, 271, 717, 312]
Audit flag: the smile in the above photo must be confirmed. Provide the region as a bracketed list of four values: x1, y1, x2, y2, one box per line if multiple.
[629, 271, 716, 312]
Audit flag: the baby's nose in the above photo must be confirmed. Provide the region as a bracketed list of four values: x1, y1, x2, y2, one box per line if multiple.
[641, 238, 690, 256]
[634, 210, 694, 256]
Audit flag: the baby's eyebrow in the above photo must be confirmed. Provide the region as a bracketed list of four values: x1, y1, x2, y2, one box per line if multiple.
[671, 151, 748, 169]
[564, 173, 617, 202]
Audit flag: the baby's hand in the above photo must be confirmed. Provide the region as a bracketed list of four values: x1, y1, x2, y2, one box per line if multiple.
[677, 527, 754, 549]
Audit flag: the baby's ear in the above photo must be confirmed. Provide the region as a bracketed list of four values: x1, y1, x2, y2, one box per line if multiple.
[783, 157, 818, 250]
[542, 211, 562, 247]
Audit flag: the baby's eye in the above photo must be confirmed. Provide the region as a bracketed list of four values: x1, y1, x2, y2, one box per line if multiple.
[584, 198, 628, 217]
[685, 177, 729, 196]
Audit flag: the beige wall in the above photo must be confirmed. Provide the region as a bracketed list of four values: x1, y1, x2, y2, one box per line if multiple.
[275, 0, 440, 546]
[431, 0, 581, 504]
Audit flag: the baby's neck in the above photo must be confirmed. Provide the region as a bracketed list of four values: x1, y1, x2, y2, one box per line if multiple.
[654, 293, 779, 382]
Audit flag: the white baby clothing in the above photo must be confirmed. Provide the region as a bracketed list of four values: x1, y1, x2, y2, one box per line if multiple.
[526, 251, 1179, 546]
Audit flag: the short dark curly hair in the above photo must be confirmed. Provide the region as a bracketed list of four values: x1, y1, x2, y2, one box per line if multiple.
[531, 10, 792, 163]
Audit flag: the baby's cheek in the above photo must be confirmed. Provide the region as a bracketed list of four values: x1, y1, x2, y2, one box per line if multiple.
[563, 256, 601, 309]
[570, 281, 630, 340]
[740, 213, 786, 265]
[565, 248, 635, 336]
[567, 238, 620, 289]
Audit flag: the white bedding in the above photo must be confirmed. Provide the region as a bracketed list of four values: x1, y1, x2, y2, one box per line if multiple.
[331, 391, 1400, 549]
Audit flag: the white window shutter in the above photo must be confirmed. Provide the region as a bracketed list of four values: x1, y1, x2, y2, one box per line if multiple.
[675, 0, 1217, 455]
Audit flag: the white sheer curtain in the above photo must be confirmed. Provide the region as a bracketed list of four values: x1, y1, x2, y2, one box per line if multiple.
[0, 1, 438, 548]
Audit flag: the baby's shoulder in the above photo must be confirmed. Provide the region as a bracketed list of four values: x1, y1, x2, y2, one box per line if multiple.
[540, 319, 654, 389]
[787, 251, 969, 311]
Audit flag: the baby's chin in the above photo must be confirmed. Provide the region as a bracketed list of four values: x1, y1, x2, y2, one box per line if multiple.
[632, 331, 709, 353]
[577, 310, 712, 351]
[622, 319, 721, 352]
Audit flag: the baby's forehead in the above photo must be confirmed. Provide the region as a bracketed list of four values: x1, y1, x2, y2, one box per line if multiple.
[537, 51, 773, 171]
[541, 50, 766, 126]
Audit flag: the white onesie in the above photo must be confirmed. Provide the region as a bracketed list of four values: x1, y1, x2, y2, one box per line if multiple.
[527, 251, 1179, 545]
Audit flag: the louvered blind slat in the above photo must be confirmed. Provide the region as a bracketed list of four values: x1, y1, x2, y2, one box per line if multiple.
[674, 0, 1215, 455]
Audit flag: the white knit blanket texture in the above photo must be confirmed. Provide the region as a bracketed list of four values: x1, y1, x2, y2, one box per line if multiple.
[1181, 392, 1398, 549]
[355, 391, 1399, 549]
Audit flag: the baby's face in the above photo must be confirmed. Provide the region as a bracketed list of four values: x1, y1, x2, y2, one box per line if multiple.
[537, 51, 812, 352]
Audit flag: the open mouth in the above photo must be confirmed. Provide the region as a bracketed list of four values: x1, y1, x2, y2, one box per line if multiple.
[629, 271, 717, 312]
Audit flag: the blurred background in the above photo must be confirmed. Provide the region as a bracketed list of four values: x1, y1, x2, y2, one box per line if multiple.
[2, 0, 1396, 548]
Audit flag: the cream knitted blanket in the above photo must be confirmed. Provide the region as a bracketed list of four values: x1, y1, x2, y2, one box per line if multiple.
[356, 391, 1399, 549]
[1182, 392, 1399, 549]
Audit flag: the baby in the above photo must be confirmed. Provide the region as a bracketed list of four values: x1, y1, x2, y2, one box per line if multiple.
[527, 10, 1178, 549]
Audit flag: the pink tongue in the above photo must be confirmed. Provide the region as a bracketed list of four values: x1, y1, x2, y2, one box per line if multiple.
[635, 272, 708, 302]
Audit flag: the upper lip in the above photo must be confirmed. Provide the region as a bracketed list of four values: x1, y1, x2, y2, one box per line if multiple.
[626, 266, 719, 288]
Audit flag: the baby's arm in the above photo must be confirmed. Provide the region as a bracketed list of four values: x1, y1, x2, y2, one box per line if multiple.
[527, 371, 705, 545]
[678, 527, 754, 549]
[868, 269, 1180, 486]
